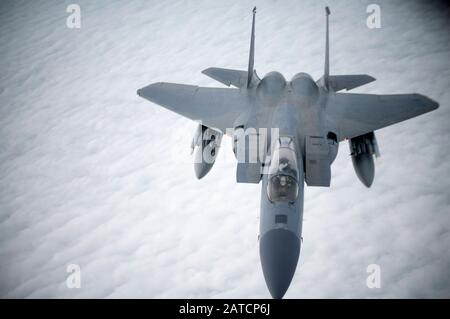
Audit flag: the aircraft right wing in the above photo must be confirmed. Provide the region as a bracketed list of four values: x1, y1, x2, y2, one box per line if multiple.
[326, 92, 439, 141]
[137, 82, 251, 134]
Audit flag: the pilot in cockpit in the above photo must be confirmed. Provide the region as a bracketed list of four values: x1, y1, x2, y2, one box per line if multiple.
[267, 137, 299, 203]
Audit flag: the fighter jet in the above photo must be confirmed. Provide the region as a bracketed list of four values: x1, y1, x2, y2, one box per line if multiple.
[137, 7, 439, 298]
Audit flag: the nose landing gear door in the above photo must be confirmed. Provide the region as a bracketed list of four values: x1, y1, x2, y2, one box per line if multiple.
[305, 136, 331, 187]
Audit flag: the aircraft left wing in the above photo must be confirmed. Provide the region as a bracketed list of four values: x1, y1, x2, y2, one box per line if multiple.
[137, 82, 250, 133]
[326, 92, 439, 141]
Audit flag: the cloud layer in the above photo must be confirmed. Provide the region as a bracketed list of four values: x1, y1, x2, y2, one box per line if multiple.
[0, 0, 449, 298]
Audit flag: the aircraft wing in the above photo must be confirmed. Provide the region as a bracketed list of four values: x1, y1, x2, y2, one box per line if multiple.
[326, 93, 439, 141]
[137, 82, 250, 133]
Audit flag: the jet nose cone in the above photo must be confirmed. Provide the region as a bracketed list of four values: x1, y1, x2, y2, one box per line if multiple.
[259, 229, 300, 299]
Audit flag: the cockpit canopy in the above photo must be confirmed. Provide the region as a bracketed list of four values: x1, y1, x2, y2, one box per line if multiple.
[267, 137, 299, 203]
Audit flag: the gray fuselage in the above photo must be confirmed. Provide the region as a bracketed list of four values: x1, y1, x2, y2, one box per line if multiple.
[238, 71, 338, 298]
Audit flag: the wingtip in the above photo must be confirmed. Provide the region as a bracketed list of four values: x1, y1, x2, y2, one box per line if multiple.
[415, 94, 440, 111]
[430, 99, 440, 110]
[137, 82, 165, 99]
[201, 67, 214, 76]
[426, 96, 439, 110]
[425, 95, 440, 110]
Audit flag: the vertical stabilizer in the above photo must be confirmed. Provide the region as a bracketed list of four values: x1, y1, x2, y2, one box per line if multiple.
[247, 7, 256, 87]
[323, 7, 331, 90]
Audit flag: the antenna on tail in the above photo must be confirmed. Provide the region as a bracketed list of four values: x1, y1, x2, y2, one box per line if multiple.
[247, 7, 257, 88]
[323, 6, 331, 90]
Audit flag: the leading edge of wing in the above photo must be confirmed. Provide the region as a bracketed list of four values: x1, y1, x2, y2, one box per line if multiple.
[137, 82, 249, 133]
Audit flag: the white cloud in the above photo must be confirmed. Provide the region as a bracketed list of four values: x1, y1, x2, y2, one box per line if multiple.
[0, 0, 449, 298]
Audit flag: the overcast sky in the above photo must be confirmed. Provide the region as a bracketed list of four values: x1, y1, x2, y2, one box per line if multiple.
[0, 0, 449, 298]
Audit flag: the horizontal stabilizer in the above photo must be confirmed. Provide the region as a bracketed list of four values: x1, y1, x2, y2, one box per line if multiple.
[202, 67, 249, 88]
[328, 74, 376, 92]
